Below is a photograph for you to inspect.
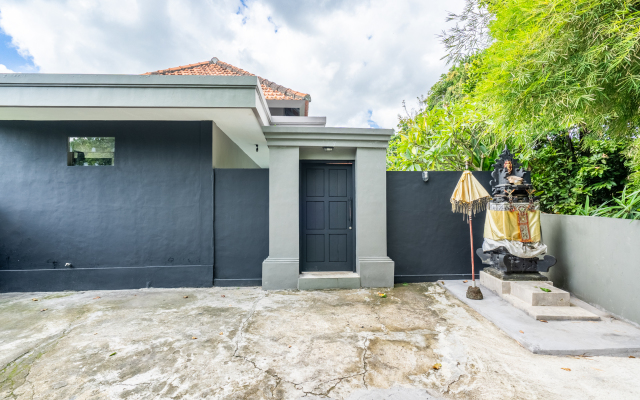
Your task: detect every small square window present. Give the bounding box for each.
[284,108,300,116]
[67,137,115,166]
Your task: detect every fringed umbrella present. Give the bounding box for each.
[450,169,491,300]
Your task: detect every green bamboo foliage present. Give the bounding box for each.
[388,0,640,219]
[387,58,504,172]
[475,0,640,137]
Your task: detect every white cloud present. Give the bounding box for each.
[0,64,13,73]
[0,0,465,128]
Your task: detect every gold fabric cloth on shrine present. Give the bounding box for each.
[483,208,541,242]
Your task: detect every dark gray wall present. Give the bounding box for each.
[213,169,269,286]
[0,121,213,292]
[387,171,492,282]
[213,170,493,286]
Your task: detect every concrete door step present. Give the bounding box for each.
[502,293,600,321]
[298,271,360,290]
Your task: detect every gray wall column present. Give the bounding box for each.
[355,148,394,287]
[262,146,300,289]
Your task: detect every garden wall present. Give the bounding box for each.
[212,170,493,285]
[214,169,269,287]
[387,171,492,282]
[542,214,640,325]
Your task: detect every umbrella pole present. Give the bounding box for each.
[469,213,475,287]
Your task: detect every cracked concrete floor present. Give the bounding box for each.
[1,283,639,400]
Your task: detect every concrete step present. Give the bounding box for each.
[480,270,554,296]
[511,281,570,307]
[298,271,360,290]
[503,294,600,321]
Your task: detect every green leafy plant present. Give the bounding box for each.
[387,100,503,171]
[530,132,631,215]
[575,196,594,216]
[461,0,640,140]
[387,57,505,172]
[389,0,640,221]
[592,188,640,220]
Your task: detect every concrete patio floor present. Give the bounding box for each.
[1,283,639,400]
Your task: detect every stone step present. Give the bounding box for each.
[298,271,360,290]
[503,294,600,321]
[511,281,570,307]
[480,270,552,296]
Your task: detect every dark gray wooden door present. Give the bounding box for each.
[300,162,354,272]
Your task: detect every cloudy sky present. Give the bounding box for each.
[0,0,464,129]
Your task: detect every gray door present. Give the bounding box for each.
[300,161,355,272]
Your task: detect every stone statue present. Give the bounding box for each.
[476,146,557,273]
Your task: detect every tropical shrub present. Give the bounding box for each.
[388,0,640,219]
[529,133,631,214]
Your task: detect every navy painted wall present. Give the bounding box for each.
[211,170,492,285]
[213,169,269,286]
[387,171,492,282]
[0,121,213,291]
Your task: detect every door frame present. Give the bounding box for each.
[299,160,356,272]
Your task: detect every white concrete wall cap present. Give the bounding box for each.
[263,128,393,148]
[0,73,272,126]
[0,73,260,88]
[270,116,326,127]
[263,126,394,136]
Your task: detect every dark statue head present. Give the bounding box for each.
[489,146,534,200]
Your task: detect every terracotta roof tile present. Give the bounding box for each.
[145,58,311,102]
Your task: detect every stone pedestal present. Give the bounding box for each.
[511,281,570,307]
[479,268,599,321]
[483,267,549,282]
[480,268,551,295]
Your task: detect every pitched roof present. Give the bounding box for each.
[144,57,311,102]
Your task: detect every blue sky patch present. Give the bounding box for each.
[236,0,248,14]
[267,16,278,33]
[236,0,248,20]
[367,110,380,129]
[0,28,36,72]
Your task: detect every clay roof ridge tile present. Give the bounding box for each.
[148,61,211,75]
[214,60,254,77]
[186,61,209,68]
[144,58,311,101]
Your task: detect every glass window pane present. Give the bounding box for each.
[68,137,115,166]
[284,108,300,116]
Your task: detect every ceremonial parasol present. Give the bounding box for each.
[450,166,491,300]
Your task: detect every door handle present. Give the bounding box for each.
[348,197,353,229]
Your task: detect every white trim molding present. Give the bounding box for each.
[263,126,394,149]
